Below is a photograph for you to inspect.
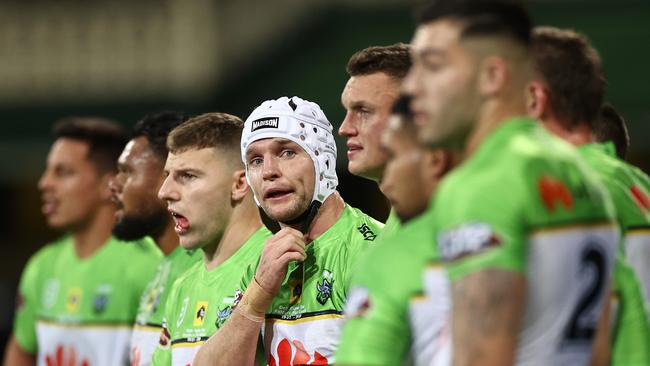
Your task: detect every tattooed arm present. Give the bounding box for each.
[451,269,526,366]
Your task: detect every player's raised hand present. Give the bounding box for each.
[254,227,307,296]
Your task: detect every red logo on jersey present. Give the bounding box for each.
[538,176,573,212]
[45,345,89,366]
[268,338,328,366]
[630,185,650,213]
[130,346,140,366]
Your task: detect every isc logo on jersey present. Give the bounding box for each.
[437,222,502,261]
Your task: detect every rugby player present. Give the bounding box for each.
[402,1,617,364]
[151,113,272,365]
[3,118,161,366]
[194,96,383,366]
[339,44,411,233]
[109,111,202,365]
[527,26,650,365]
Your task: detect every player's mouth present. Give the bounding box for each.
[41,196,58,216]
[346,142,363,158]
[169,209,190,235]
[264,187,294,202]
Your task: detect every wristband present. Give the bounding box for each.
[235,277,273,323]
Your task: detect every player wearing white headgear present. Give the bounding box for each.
[194,96,383,366]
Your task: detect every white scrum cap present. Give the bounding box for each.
[241,96,338,206]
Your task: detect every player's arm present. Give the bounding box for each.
[3,335,36,366]
[193,228,306,366]
[451,269,526,366]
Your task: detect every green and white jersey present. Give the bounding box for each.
[577,142,650,365]
[238,204,383,366]
[433,118,618,365]
[382,208,401,238]
[336,207,450,366]
[150,227,271,366]
[626,163,650,298]
[130,246,202,366]
[13,235,162,366]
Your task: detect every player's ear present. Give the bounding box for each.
[231,169,250,202]
[428,149,455,180]
[526,80,549,120]
[478,55,507,96]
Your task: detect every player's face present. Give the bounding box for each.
[339,72,400,181]
[245,138,315,223]
[158,148,235,250]
[110,137,169,241]
[402,20,480,148]
[379,116,433,222]
[38,138,110,230]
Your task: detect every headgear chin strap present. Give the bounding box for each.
[241,96,338,230]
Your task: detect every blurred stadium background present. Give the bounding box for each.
[0,0,648,354]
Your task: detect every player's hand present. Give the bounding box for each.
[255,227,307,296]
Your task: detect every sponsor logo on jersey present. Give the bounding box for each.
[357,223,377,241]
[316,270,334,305]
[288,269,303,306]
[630,185,650,213]
[45,345,89,366]
[538,175,574,212]
[177,296,189,328]
[251,117,280,132]
[66,287,82,313]
[343,287,371,318]
[268,338,328,366]
[438,222,501,261]
[193,301,208,326]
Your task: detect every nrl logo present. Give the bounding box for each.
[251,117,279,132]
[316,270,335,305]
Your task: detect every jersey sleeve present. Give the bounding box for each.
[435,173,528,282]
[335,274,409,365]
[13,251,42,354]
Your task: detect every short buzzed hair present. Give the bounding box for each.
[416,0,532,46]
[167,113,244,160]
[346,43,412,80]
[53,117,127,174]
[531,26,606,129]
[593,103,630,160]
[133,111,188,161]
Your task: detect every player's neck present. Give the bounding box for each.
[542,118,595,147]
[71,205,115,259]
[282,192,345,243]
[464,96,528,159]
[155,220,180,256]
[203,198,263,271]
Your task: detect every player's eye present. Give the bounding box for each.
[280,149,296,158]
[249,157,263,167]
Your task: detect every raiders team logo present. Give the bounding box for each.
[316,270,335,305]
[251,117,279,132]
[215,305,233,328]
